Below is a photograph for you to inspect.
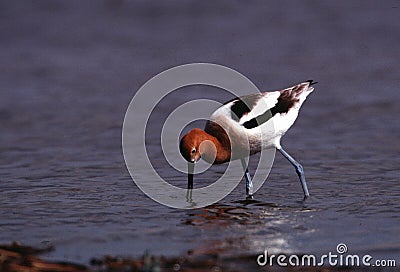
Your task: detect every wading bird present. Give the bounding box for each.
[180,80,316,199]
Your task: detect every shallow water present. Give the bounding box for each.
[1,0,399,266]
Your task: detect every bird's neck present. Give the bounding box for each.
[202,132,231,164]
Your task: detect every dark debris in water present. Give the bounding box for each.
[0,242,87,272]
[0,242,391,272]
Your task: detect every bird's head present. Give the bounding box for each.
[179,128,217,164]
[179,128,202,163]
[180,128,218,190]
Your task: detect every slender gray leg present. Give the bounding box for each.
[277,147,310,198]
[241,158,254,199]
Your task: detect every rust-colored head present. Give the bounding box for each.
[179,128,217,164]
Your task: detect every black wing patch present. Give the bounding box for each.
[230,94,261,121]
[242,109,273,129]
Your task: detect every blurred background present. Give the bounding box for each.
[0,0,399,267]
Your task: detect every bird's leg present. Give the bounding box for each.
[240,158,253,199]
[277,147,310,198]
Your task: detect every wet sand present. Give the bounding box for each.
[0,242,392,272]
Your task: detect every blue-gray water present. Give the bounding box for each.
[0,0,399,266]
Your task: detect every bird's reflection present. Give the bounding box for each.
[185,189,197,208]
[181,201,316,257]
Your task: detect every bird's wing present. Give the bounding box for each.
[217,91,280,128]
[239,81,315,129]
[235,91,281,126]
[209,81,315,130]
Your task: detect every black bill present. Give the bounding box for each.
[188,162,194,189]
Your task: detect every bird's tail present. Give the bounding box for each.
[277,80,316,111]
[306,79,318,86]
[281,80,316,100]
[302,79,317,95]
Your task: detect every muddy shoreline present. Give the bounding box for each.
[1,243,392,272]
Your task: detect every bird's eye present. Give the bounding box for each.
[191,148,196,154]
